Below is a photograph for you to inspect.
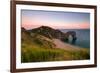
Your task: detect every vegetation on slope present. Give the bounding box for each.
[21,42,90,63]
[21,26,90,63]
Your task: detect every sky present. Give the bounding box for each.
[21,10,90,30]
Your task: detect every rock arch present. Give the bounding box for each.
[66,31,77,44]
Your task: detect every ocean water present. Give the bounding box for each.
[60,29,90,48]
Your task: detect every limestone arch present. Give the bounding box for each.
[66,31,77,44]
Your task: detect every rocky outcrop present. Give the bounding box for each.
[65,31,77,44]
[28,26,77,44]
[29,26,66,40]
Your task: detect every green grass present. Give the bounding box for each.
[21,43,90,63]
[21,26,90,63]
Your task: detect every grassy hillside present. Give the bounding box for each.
[21,27,90,63]
[21,42,90,63]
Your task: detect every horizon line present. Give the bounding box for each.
[21,26,90,30]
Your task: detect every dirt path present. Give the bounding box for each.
[53,39,82,51]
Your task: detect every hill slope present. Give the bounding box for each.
[21,26,90,63]
[29,26,67,40]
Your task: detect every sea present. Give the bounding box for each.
[60,29,90,48]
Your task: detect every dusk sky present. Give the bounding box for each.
[21,10,90,30]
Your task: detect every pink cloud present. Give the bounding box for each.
[22,16,90,30]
